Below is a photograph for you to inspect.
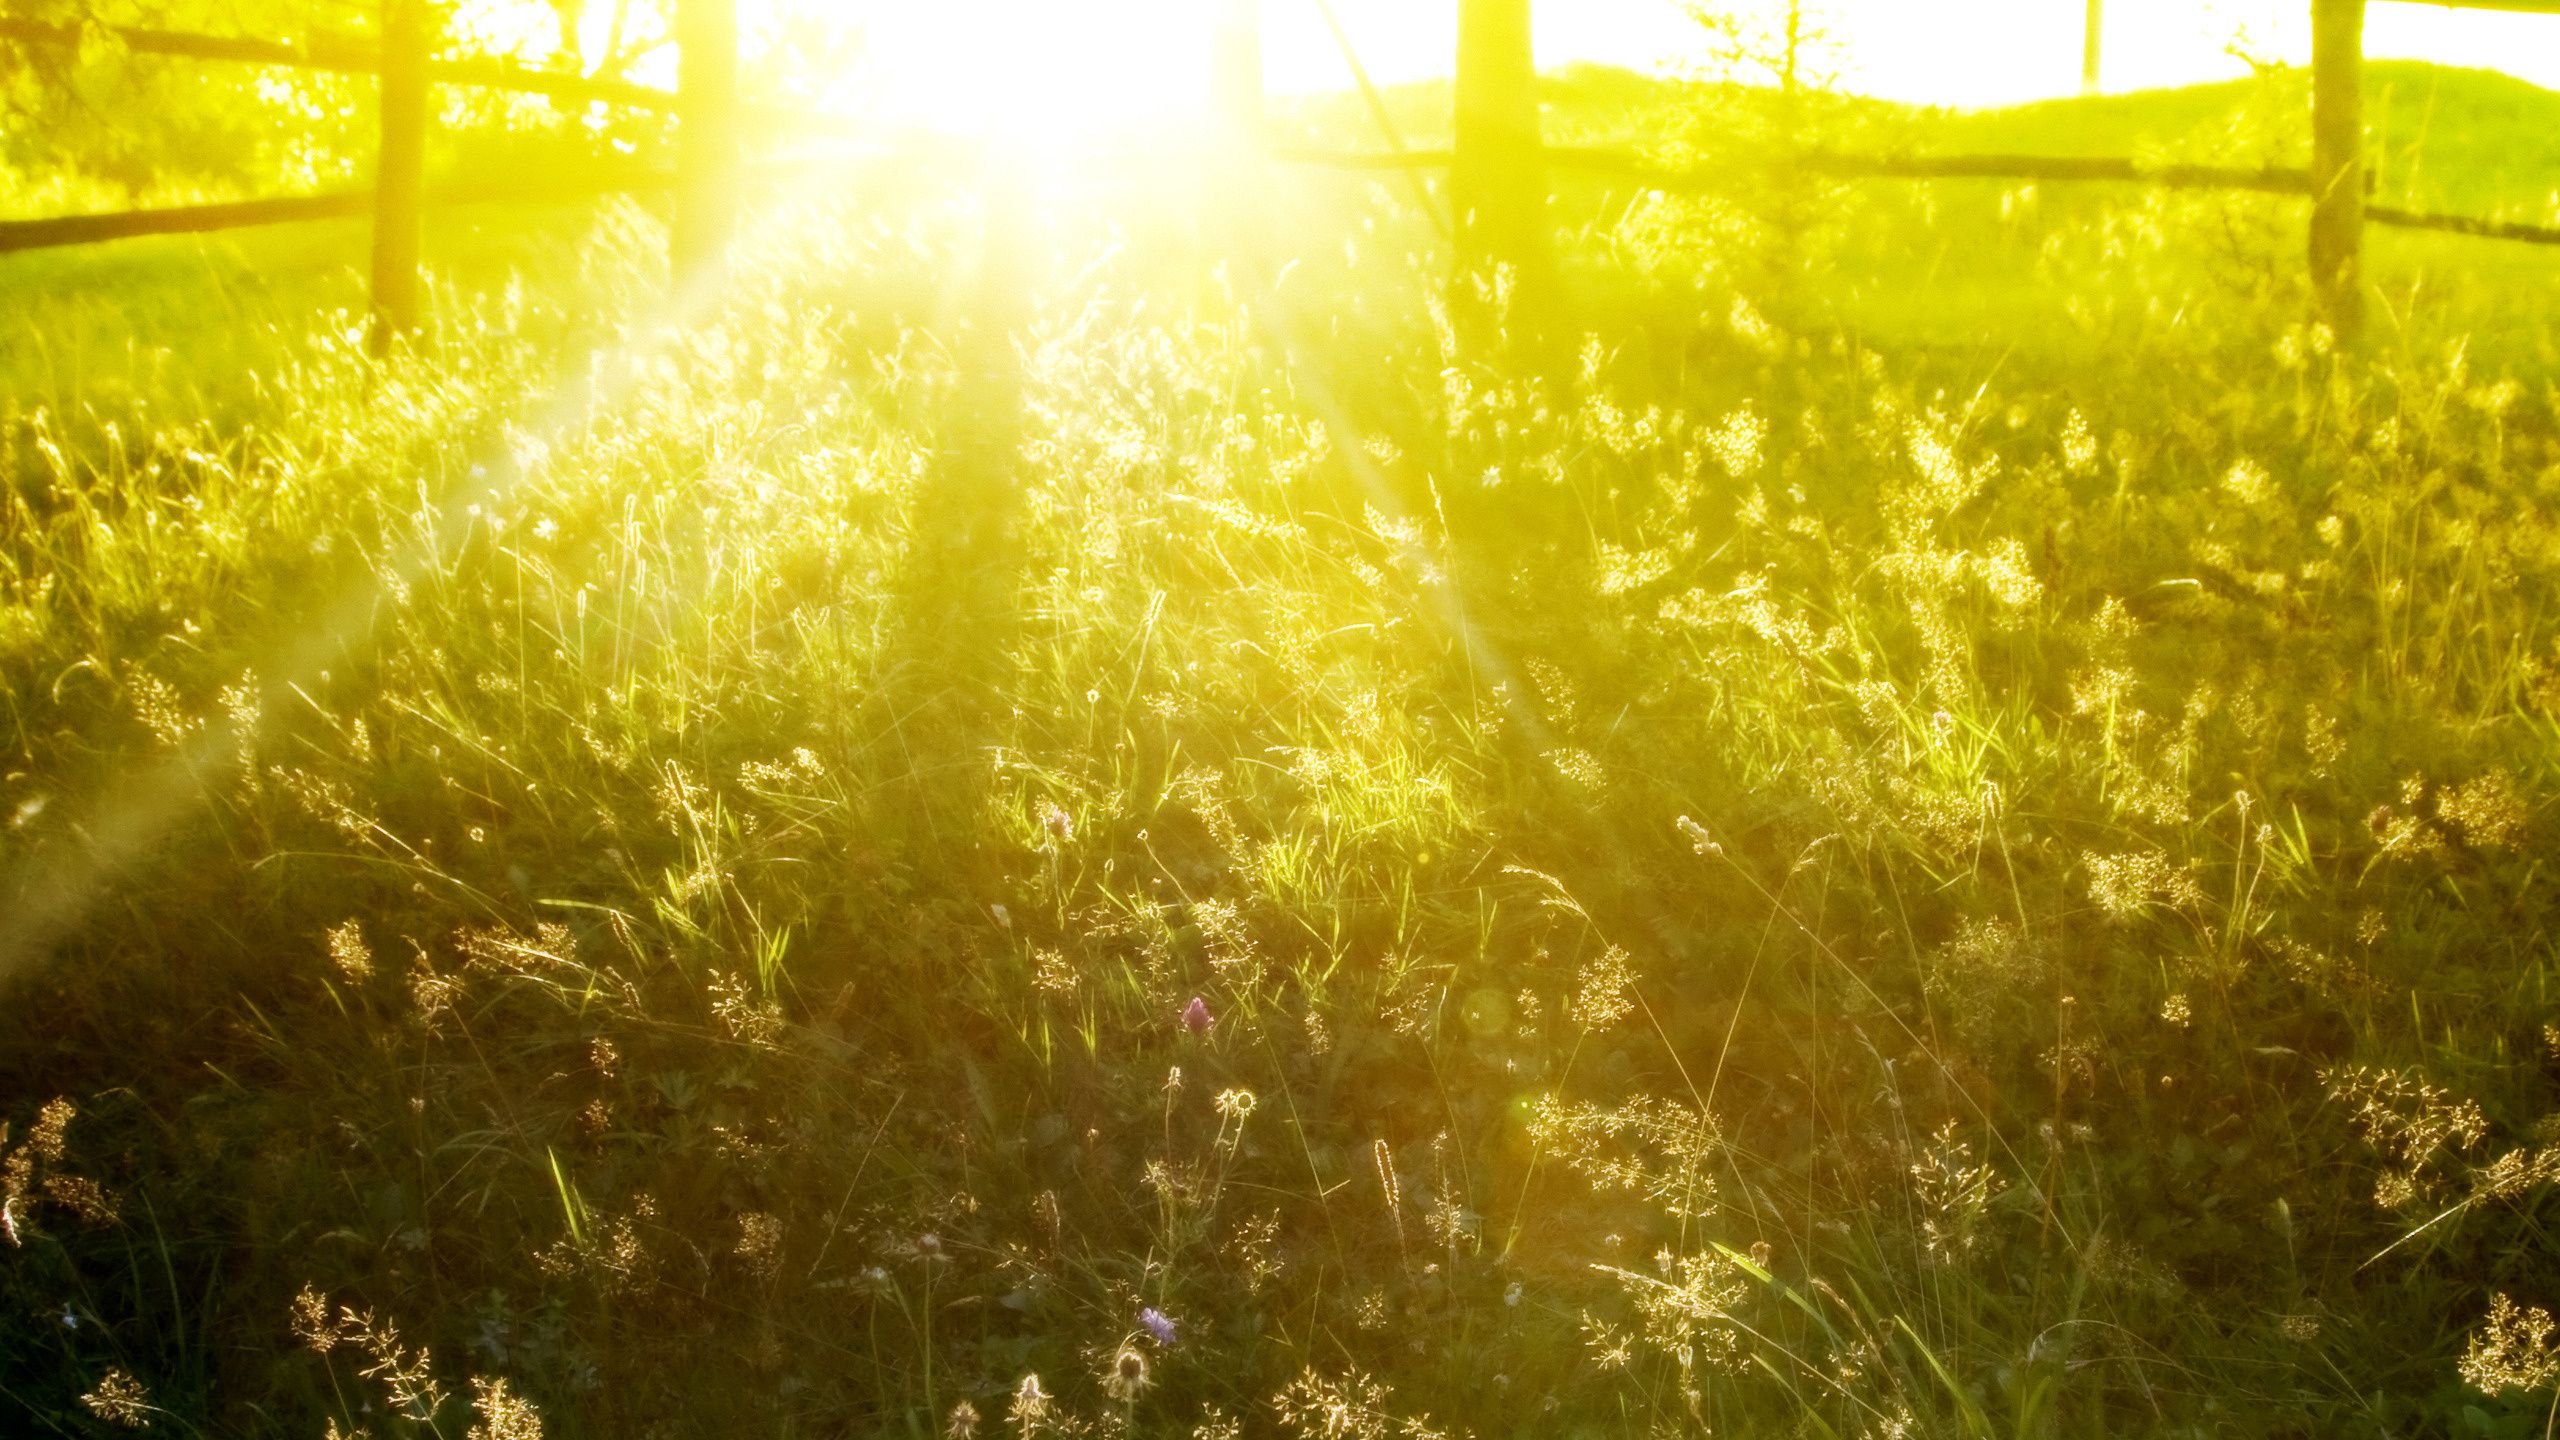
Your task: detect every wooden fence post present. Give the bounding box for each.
[2082,0,2103,93]
[1451,0,1549,316]
[1205,0,1268,266]
[368,0,428,356]
[2309,0,2365,342]
[673,0,739,276]
[1215,0,1264,149]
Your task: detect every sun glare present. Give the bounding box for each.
[834,0,1228,149]
[507,0,2560,147]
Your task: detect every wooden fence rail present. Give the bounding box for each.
[3,0,2554,349]
[15,142,2543,262]
[0,0,741,347]
[1570,146,2319,196]
[2366,205,2560,245]
[0,169,677,256]
[1284,145,2319,195]
[0,16,685,111]
[1415,0,2555,340]
[2382,0,2560,11]
[1280,145,2560,248]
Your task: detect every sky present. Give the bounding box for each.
[1270,1,2560,106]
[813,1,2558,139]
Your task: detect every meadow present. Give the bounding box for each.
[4,62,2560,1439]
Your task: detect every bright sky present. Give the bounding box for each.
[1273,0,2560,106]
[834,0,2559,137]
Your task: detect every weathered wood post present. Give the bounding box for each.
[1451,0,1550,324]
[1215,0,1264,148]
[2082,0,2103,93]
[1205,0,1268,267]
[673,0,739,276]
[2309,0,2365,342]
[368,0,429,356]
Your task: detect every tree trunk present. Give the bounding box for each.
[673,0,739,276]
[1451,0,1549,307]
[2309,0,2365,342]
[368,0,429,356]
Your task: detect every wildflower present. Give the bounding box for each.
[1973,540,2042,609]
[1704,403,1766,478]
[1181,997,1213,1034]
[1009,1373,1051,1431]
[409,962,459,1033]
[1038,801,1074,842]
[2220,459,2274,506]
[2438,769,2528,849]
[2084,850,2204,920]
[1273,1366,1396,1440]
[2,1096,99,1242]
[2462,1294,2560,1397]
[1582,1312,1634,1369]
[325,921,375,983]
[1102,1342,1153,1401]
[2061,410,2098,474]
[1139,1306,1177,1346]
[465,1376,544,1440]
[947,1400,981,1440]
[1910,1121,2004,1263]
[1033,949,1077,997]
[735,1212,783,1278]
[1570,947,1636,1032]
[80,1368,152,1429]
[2324,1064,2490,1177]
[291,1284,339,1352]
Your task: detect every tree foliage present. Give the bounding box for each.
[0,1,681,211]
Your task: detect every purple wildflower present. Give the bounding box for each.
[1181,997,1213,1034]
[1139,1307,1177,1347]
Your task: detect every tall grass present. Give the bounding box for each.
[4,76,2560,1439]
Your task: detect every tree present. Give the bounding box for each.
[0,0,648,211]
[0,1,376,205]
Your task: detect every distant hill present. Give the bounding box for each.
[1921,61,2560,218]
[1284,59,2560,223]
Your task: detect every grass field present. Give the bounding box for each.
[4,63,2560,1439]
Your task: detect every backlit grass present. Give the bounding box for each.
[4,66,2560,1440]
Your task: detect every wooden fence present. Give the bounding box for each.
[0,2,741,355]
[1398,0,2560,342]
[2,0,2555,349]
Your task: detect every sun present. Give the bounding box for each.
[822,0,1230,149]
